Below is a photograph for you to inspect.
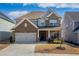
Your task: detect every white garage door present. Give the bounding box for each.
[15,33,36,43]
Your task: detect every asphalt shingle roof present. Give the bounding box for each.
[16,11,46,23]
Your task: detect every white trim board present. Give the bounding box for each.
[15,18,38,28]
[47,12,61,18]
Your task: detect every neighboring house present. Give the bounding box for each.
[0,12,15,41]
[62,12,79,45]
[13,8,61,43]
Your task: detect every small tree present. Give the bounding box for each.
[56,38,65,50]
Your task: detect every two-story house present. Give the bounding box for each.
[13,8,61,43]
[62,12,79,45]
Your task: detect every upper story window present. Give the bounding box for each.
[38,18,45,26]
[31,20,38,25]
[73,21,79,31]
[49,20,58,26]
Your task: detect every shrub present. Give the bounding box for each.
[48,39,64,44]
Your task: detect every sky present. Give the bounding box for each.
[1,3,79,20]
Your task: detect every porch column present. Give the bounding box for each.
[59,32,61,39]
[37,30,39,39]
[37,29,39,42]
[48,30,50,38]
[53,32,54,39]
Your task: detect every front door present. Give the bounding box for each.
[39,31,46,41]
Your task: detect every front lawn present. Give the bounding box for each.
[35,43,79,54]
[0,44,9,50]
[0,40,10,50]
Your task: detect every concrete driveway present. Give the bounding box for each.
[0,44,36,56]
[0,44,64,56]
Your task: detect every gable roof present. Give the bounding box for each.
[15,18,38,29]
[47,12,61,18]
[15,9,61,29]
[39,8,61,19]
[46,8,61,18]
[16,11,45,23]
[16,8,61,23]
[0,12,15,24]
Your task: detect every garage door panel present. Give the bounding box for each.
[15,33,36,43]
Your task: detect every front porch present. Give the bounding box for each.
[37,27,61,42]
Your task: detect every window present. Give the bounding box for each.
[31,20,37,25]
[38,19,45,26]
[50,31,59,39]
[24,23,27,27]
[73,22,79,31]
[49,20,57,26]
[41,22,45,25]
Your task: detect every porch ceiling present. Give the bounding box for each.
[38,27,61,31]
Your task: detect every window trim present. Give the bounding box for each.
[49,19,58,26]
